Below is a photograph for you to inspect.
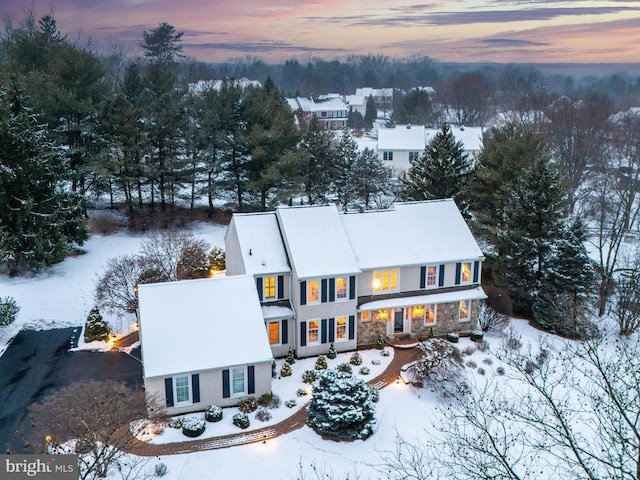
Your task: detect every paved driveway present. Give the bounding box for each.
[0,327,143,453]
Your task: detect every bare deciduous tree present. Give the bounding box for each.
[140,231,210,281]
[95,255,149,320]
[443,72,495,127]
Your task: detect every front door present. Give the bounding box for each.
[394,310,404,333]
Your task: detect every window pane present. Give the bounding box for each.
[459,300,470,321]
[309,320,319,343]
[412,305,425,322]
[427,266,437,286]
[175,376,190,403]
[308,280,319,303]
[264,277,276,299]
[360,311,370,322]
[336,317,347,340]
[268,322,279,344]
[391,270,398,290]
[383,270,389,290]
[336,277,347,299]
[232,368,245,394]
[373,271,381,292]
[425,304,436,325]
[462,263,471,283]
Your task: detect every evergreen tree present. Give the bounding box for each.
[0,84,87,273]
[332,129,359,210]
[402,123,473,214]
[395,88,436,126]
[84,307,109,342]
[296,116,334,204]
[364,94,377,127]
[352,148,390,210]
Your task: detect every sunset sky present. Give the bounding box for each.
[3,0,640,64]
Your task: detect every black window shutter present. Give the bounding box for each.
[321,318,328,343]
[349,276,356,300]
[321,279,328,303]
[329,278,336,301]
[256,277,263,301]
[192,374,200,403]
[282,319,288,345]
[348,315,355,340]
[300,281,307,305]
[329,317,335,342]
[248,366,255,394]
[420,266,426,289]
[473,261,479,283]
[300,321,307,346]
[277,275,284,299]
[455,263,461,285]
[439,265,445,287]
[222,369,230,398]
[164,378,174,407]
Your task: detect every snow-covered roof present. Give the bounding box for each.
[229,212,290,275]
[276,205,360,280]
[188,78,261,93]
[340,200,484,269]
[358,286,486,311]
[345,95,366,108]
[286,96,348,114]
[430,126,483,152]
[262,305,294,320]
[138,276,272,379]
[378,125,426,151]
[355,87,392,98]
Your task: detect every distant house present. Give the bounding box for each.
[138,276,273,415]
[188,78,262,93]
[286,96,348,129]
[377,124,484,178]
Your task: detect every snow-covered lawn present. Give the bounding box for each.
[134,348,394,444]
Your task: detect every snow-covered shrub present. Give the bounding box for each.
[505,326,522,350]
[337,363,353,374]
[477,303,510,333]
[296,388,307,397]
[470,330,484,342]
[204,405,223,422]
[285,399,297,408]
[308,369,377,440]
[327,343,337,359]
[406,338,469,399]
[368,386,380,403]
[286,348,296,364]
[359,366,370,375]
[496,366,505,376]
[182,416,205,437]
[375,334,385,350]
[232,413,250,429]
[237,396,258,413]
[371,359,381,366]
[465,360,477,369]
[477,367,486,375]
[315,355,328,370]
[483,357,493,365]
[84,307,109,342]
[302,370,318,384]
[380,349,390,357]
[350,352,363,366]
[272,360,277,378]
[255,407,272,422]
[280,362,293,377]
[476,340,490,352]
[461,346,476,356]
[447,332,459,343]
[167,418,182,429]
[75,438,92,454]
[0,296,20,328]
[257,392,280,409]
[154,462,168,477]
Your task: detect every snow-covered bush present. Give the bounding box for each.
[167,418,182,429]
[232,413,250,429]
[237,396,258,413]
[296,388,307,397]
[83,306,109,342]
[286,348,296,364]
[371,359,381,366]
[280,362,293,377]
[182,416,205,437]
[308,369,377,441]
[375,334,385,350]
[380,349,390,357]
[327,343,337,359]
[0,296,20,328]
[257,392,280,409]
[447,332,459,343]
[337,363,353,374]
[204,405,222,422]
[406,338,469,399]
[255,407,272,422]
[315,355,328,370]
[359,366,370,375]
[285,399,297,408]
[154,463,168,477]
[368,386,380,403]
[302,369,318,384]
[350,352,363,366]
[477,303,510,333]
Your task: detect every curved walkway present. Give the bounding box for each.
[124,346,421,456]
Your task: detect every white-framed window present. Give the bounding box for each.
[267,321,280,345]
[360,311,370,322]
[335,317,348,342]
[174,375,191,405]
[264,276,276,300]
[459,300,471,322]
[383,151,394,161]
[373,269,398,293]
[461,262,472,284]
[231,367,246,396]
[425,304,436,326]
[409,151,420,162]
[426,265,438,288]
[308,319,320,345]
[307,279,320,304]
[336,277,348,301]
[374,309,389,321]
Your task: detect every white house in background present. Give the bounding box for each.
[355,88,393,109]
[286,96,348,129]
[188,78,261,93]
[345,94,366,116]
[138,275,273,415]
[377,124,484,178]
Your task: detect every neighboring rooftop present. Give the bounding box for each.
[138,275,273,379]
[377,124,484,152]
